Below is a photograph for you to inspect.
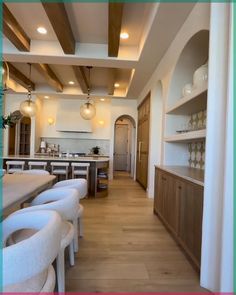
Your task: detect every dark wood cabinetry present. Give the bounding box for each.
[136,93,150,189]
[154,167,204,270]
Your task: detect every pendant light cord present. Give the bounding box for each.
[27,63,32,100]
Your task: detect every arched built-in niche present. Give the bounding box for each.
[168,30,209,108]
[113,115,136,177]
[164,30,209,167]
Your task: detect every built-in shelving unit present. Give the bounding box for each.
[166,83,207,115]
[163,30,209,171]
[164,129,206,143]
[95,161,109,197]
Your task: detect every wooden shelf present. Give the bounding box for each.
[164,129,206,143]
[166,83,207,115]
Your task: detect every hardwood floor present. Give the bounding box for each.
[65,172,208,292]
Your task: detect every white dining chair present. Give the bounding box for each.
[10,188,79,293]
[3,210,62,293]
[6,161,25,174]
[53,179,86,251]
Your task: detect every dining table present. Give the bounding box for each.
[2,174,56,213]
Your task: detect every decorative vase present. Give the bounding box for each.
[193,63,208,88]
[182,83,193,97]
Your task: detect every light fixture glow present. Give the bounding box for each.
[98,120,105,126]
[37,27,47,34]
[69,81,75,85]
[120,32,129,39]
[20,100,36,117]
[48,117,55,125]
[19,64,36,117]
[114,83,120,88]
[44,95,50,99]
[100,98,105,102]
[80,67,96,120]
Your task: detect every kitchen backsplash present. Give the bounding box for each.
[188,141,205,170]
[43,138,110,155]
[187,110,206,170]
[189,109,207,130]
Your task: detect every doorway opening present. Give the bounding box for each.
[113,115,136,178]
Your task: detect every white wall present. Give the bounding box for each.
[40,99,112,140]
[137,3,210,197]
[147,81,163,198]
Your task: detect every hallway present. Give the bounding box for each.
[66,173,207,292]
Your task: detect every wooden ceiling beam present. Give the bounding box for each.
[3,3,31,52]
[107,68,116,95]
[72,66,89,94]
[33,64,63,92]
[108,3,124,57]
[4,63,35,91]
[42,2,75,54]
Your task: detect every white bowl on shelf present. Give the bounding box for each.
[193,63,208,88]
[182,83,193,97]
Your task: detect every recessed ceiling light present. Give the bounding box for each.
[114,83,120,88]
[100,98,105,102]
[69,81,75,85]
[44,96,50,99]
[37,27,47,34]
[120,32,129,39]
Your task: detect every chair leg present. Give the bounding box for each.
[69,242,75,266]
[56,250,65,293]
[78,216,83,237]
[73,219,79,253]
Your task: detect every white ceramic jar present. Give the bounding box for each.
[182,83,193,97]
[193,63,208,88]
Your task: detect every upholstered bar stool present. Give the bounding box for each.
[6,161,25,174]
[28,161,47,171]
[72,163,90,180]
[71,163,90,193]
[50,162,69,180]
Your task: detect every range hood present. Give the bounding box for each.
[56,100,92,133]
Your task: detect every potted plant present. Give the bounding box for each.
[91,146,100,155]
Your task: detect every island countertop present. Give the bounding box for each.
[3,155,109,163]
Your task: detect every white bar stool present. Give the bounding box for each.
[72,163,90,179]
[6,161,25,174]
[51,162,69,180]
[28,161,47,170]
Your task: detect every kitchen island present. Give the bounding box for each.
[3,155,110,197]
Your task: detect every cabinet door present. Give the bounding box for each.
[178,180,203,266]
[164,176,179,235]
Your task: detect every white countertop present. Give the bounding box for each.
[3,155,110,163]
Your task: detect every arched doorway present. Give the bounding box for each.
[113,115,136,177]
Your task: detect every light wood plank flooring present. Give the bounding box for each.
[66,172,208,292]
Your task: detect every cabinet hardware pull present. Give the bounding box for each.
[178,186,182,189]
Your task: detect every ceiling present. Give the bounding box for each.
[3,2,195,100]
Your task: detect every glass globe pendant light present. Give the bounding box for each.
[80,66,96,120]
[20,63,36,117]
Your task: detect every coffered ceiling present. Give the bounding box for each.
[3,2,195,100]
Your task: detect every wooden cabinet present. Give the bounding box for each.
[154,167,204,270]
[136,93,150,189]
